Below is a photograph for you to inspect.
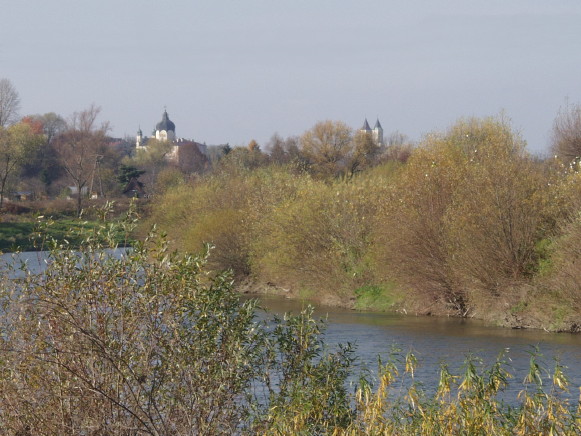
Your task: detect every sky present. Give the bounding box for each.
[2,0,581,154]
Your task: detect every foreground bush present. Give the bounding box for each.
[0,217,356,434]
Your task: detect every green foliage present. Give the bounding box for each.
[216,145,270,172]
[251,176,384,302]
[0,122,44,208]
[0,218,129,252]
[145,167,308,277]
[354,283,399,311]
[259,306,356,434]
[116,163,145,185]
[0,216,358,433]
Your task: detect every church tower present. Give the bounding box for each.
[372,118,384,146]
[360,118,372,135]
[136,127,144,149]
[155,109,176,142]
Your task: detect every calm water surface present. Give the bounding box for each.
[252,295,581,399]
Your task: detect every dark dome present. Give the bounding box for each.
[156,110,175,132]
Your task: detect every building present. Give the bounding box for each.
[136,109,208,159]
[360,118,384,146]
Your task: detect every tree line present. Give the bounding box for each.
[0,78,414,218]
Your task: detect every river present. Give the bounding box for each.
[252,294,581,400]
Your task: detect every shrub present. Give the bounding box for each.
[0,214,357,434]
[2,213,580,433]
[251,177,384,303]
[0,223,264,433]
[374,116,553,317]
[146,167,308,277]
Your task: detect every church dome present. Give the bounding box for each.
[156,110,175,132]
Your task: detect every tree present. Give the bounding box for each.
[247,139,260,152]
[126,138,173,191]
[551,101,581,163]
[217,145,269,173]
[267,134,304,167]
[176,142,209,174]
[348,131,380,176]
[267,134,287,164]
[375,116,551,317]
[20,113,67,191]
[0,78,20,128]
[37,112,67,145]
[117,164,145,185]
[381,131,414,163]
[0,123,43,208]
[54,105,109,216]
[300,120,353,178]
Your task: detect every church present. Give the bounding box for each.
[136,109,208,160]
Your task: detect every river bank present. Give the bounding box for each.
[235,278,581,334]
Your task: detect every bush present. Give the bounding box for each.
[251,176,384,303]
[0,215,357,434]
[146,167,308,277]
[373,116,554,317]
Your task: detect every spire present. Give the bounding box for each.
[361,118,371,131]
[374,118,382,130]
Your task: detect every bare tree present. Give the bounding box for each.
[266,134,303,166]
[551,101,581,163]
[54,105,108,216]
[348,131,380,176]
[0,78,21,127]
[177,142,209,174]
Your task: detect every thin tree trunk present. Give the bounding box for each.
[76,182,83,217]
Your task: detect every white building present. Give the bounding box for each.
[136,109,208,157]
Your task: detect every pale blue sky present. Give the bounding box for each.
[2,0,581,153]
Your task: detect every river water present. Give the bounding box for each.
[3,250,581,401]
[252,295,581,400]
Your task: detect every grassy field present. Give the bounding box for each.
[0,198,141,252]
[0,219,131,252]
